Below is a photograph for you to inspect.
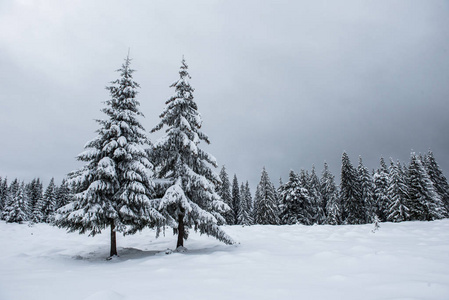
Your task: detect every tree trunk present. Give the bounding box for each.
[110,221,118,257]
[176,212,185,248]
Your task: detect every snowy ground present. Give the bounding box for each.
[0,220,448,300]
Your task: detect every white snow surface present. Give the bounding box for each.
[1,220,449,300]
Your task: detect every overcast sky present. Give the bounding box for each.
[1,0,448,190]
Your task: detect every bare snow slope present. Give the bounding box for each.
[0,220,448,300]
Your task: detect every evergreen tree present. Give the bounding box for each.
[237,182,252,225]
[308,166,325,224]
[254,167,280,225]
[217,166,234,225]
[424,150,449,216]
[373,157,390,222]
[55,55,163,257]
[357,157,375,223]
[298,170,315,225]
[244,181,254,225]
[4,181,29,223]
[38,178,57,223]
[55,179,72,211]
[387,160,410,222]
[231,174,240,225]
[0,177,7,216]
[320,163,340,225]
[279,170,310,225]
[27,178,43,216]
[407,153,446,221]
[340,152,364,224]
[151,58,233,248]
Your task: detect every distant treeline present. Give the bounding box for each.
[2,150,447,227]
[218,150,449,226]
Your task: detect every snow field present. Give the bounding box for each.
[0,220,448,300]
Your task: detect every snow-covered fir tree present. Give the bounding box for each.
[37,178,57,223]
[243,181,254,224]
[55,55,163,257]
[26,178,43,218]
[217,166,234,225]
[320,163,340,225]
[407,153,446,221]
[151,58,233,248]
[4,181,29,223]
[298,170,315,225]
[254,167,280,225]
[237,182,252,225]
[373,157,390,222]
[231,174,240,225]
[424,150,449,216]
[340,152,364,224]
[387,160,410,222]
[54,179,72,211]
[0,177,8,216]
[357,157,375,223]
[308,166,325,224]
[279,170,309,225]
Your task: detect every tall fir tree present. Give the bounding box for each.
[237,182,251,225]
[4,181,29,223]
[37,178,57,223]
[27,178,43,216]
[357,157,375,223]
[298,170,315,225]
[151,58,233,248]
[243,181,254,225]
[308,166,325,224]
[424,150,449,216]
[373,157,390,222]
[217,166,234,225]
[0,177,7,216]
[279,170,311,225]
[55,55,163,257]
[55,179,72,211]
[231,174,240,225]
[407,153,446,221]
[387,160,410,222]
[254,167,279,225]
[340,152,364,224]
[320,163,340,225]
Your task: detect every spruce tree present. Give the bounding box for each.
[55,179,72,211]
[231,174,240,225]
[298,170,315,225]
[55,55,163,257]
[308,166,325,224]
[4,181,29,223]
[424,150,449,216]
[237,182,251,225]
[38,178,57,223]
[254,167,279,225]
[387,160,410,222]
[321,163,340,225]
[279,170,305,225]
[373,157,390,222]
[407,153,446,221]
[358,157,375,223]
[151,58,233,248]
[217,166,234,225]
[244,181,254,225]
[0,177,7,216]
[340,152,364,224]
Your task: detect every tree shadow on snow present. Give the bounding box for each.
[71,247,161,263]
